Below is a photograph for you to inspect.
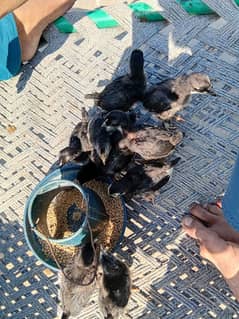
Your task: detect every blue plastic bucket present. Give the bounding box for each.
[28,179,107,246]
[24,163,127,271]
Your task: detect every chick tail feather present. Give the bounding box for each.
[170,157,181,167]
[130,49,144,79]
[84,92,100,100]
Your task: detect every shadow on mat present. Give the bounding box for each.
[16,8,87,93]
[0,217,59,319]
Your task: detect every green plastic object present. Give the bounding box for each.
[128,2,153,11]
[87,9,119,28]
[177,0,214,15]
[54,16,77,33]
[129,1,164,22]
[134,11,164,22]
[234,0,239,5]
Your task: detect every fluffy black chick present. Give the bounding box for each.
[58,148,90,167]
[108,157,180,198]
[104,147,133,178]
[98,251,131,319]
[85,49,146,112]
[88,109,134,165]
[95,110,136,176]
[58,108,92,166]
[88,112,113,165]
[60,242,100,319]
[118,127,183,161]
[143,73,216,121]
[102,110,136,134]
[69,107,92,152]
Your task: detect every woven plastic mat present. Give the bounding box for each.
[1,0,239,318]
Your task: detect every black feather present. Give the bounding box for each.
[85,50,146,112]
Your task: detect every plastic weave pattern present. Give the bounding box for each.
[1,1,239,318]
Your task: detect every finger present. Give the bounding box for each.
[190,204,217,224]
[182,216,212,243]
[204,203,223,216]
[182,216,227,260]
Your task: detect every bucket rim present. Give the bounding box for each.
[27,179,91,244]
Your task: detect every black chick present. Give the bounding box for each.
[58,107,92,166]
[104,147,133,178]
[88,109,133,165]
[118,127,183,161]
[58,148,90,167]
[60,242,100,319]
[85,49,146,112]
[143,73,216,121]
[88,112,113,165]
[108,157,180,198]
[98,251,131,319]
[102,110,137,134]
[98,110,136,176]
[69,107,92,152]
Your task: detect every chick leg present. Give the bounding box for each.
[162,120,177,130]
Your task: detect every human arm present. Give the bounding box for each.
[0,0,29,18]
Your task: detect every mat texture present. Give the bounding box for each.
[1,0,239,318]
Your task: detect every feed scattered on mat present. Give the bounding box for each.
[40,239,78,266]
[7,124,16,134]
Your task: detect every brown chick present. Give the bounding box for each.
[143,73,216,121]
[118,127,183,161]
[59,242,100,319]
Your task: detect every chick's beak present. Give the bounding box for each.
[101,120,108,128]
[100,251,115,266]
[100,153,107,165]
[207,87,217,96]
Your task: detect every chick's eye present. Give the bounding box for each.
[194,87,204,92]
[112,119,118,125]
[113,264,119,270]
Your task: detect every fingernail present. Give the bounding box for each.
[215,200,222,208]
[182,216,193,227]
[189,202,199,209]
